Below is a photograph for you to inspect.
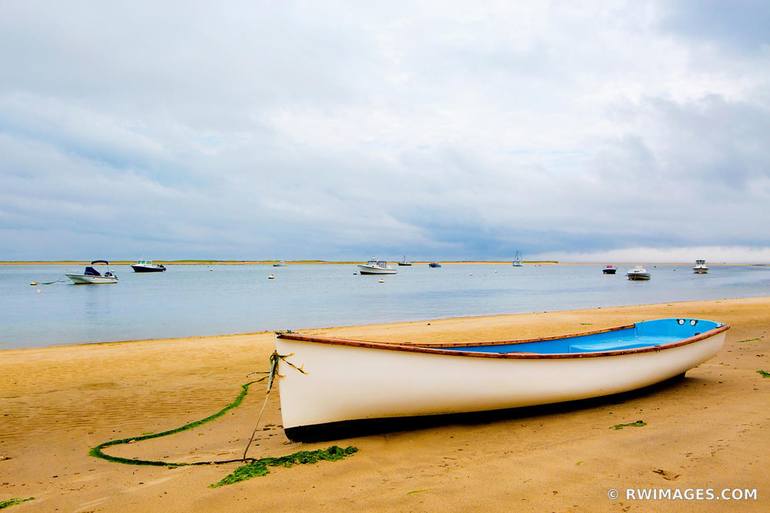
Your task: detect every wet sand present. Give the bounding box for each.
[1,297,768,512]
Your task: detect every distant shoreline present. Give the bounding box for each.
[0,260,767,266]
[0,260,561,266]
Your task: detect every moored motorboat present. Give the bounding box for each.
[66,260,118,284]
[602,265,617,275]
[428,261,442,268]
[273,260,287,267]
[131,260,166,273]
[626,265,651,281]
[693,259,709,274]
[357,260,397,275]
[275,318,728,440]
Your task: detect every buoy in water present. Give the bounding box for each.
[378,278,384,283]
[268,274,275,280]
[30,281,38,286]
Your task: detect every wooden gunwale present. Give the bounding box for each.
[277,323,730,360]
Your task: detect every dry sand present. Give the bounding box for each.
[1,297,768,512]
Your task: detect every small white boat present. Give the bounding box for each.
[512,251,523,267]
[357,260,397,275]
[268,274,276,280]
[131,260,166,273]
[693,259,709,274]
[66,260,118,284]
[626,265,651,281]
[275,318,728,440]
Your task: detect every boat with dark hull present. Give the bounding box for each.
[275,318,728,440]
[131,260,166,273]
[602,265,617,274]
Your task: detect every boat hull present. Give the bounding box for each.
[603,269,617,274]
[627,273,650,280]
[276,324,726,439]
[357,265,397,275]
[66,274,118,284]
[131,265,166,273]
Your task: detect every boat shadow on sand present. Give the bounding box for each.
[286,372,702,442]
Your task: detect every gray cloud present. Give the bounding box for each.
[659,0,770,53]
[1,1,769,261]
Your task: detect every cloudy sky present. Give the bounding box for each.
[1,1,769,261]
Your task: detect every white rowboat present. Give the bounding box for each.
[275,318,728,440]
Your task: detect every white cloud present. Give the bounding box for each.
[0,1,769,260]
[534,246,770,264]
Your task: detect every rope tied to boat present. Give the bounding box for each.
[89,349,307,467]
[241,350,306,461]
[86,348,356,485]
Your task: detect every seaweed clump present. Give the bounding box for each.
[610,420,647,430]
[0,497,34,510]
[211,446,358,487]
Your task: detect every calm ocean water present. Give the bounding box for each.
[1,263,769,349]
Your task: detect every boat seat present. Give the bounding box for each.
[569,340,657,353]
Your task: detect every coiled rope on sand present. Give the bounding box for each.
[88,351,357,485]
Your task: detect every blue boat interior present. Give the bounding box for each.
[442,318,722,355]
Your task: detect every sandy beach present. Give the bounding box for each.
[1,297,768,512]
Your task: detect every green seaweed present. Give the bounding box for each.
[89,381,256,466]
[610,420,647,430]
[757,370,770,378]
[210,446,358,487]
[89,378,359,485]
[0,497,34,510]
